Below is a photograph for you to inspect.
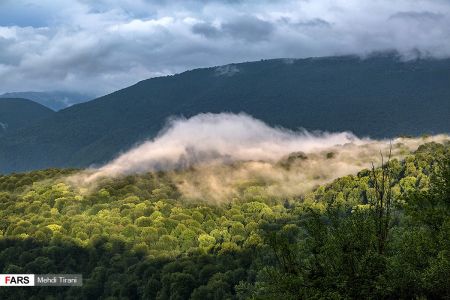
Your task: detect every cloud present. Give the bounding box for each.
[215,64,240,76]
[389,11,444,21]
[192,23,221,38]
[77,113,363,181]
[1,0,450,95]
[221,16,275,42]
[294,18,332,28]
[69,113,450,202]
[192,16,275,42]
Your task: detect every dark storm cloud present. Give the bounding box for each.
[0,0,449,95]
[389,11,444,21]
[295,18,332,28]
[192,23,221,38]
[221,16,274,42]
[192,16,274,41]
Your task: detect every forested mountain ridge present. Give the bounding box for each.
[0,98,55,137]
[0,91,92,111]
[1,53,450,173]
[0,141,448,299]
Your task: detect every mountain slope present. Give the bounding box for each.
[0,98,54,136]
[0,91,92,111]
[1,54,450,173]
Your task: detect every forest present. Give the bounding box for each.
[0,141,448,299]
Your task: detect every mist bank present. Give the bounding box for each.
[68,113,449,201]
[75,113,365,181]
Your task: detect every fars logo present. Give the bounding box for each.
[0,274,35,286]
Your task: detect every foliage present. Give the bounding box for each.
[0,142,448,299]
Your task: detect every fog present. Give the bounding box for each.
[69,113,449,201]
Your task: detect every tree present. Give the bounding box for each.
[370,144,393,255]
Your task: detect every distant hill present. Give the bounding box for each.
[0,54,449,173]
[0,91,93,111]
[0,98,54,137]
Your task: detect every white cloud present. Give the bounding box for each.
[76,112,365,181]
[0,0,449,95]
[70,113,450,201]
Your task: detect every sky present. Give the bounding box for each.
[0,0,449,96]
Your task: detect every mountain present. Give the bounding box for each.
[0,91,93,111]
[1,54,450,173]
[0,98,54,137]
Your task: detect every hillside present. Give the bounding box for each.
[0,141,448,299]
[0,91,92,111]
[0,98,54,136]
[1,54,450,173]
